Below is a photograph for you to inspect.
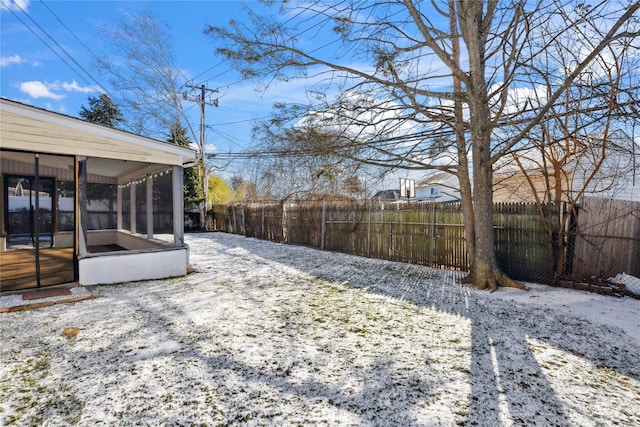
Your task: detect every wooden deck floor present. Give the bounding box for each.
[0,248,75,293]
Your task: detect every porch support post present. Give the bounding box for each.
[146,176,154,239]
[116,185,123,230]
[78,156,88,255]
[172,166,184,247]
[34,154,41,287]
[130,182,137,234]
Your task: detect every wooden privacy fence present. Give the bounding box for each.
[210,200,558,284]
[569,197,640,277]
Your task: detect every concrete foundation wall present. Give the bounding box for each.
[78,247,187,286]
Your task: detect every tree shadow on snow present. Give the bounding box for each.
[64,285,445,425]
[186,233,640,425]
[44,234,638,425]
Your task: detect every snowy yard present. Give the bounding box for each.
[1,232,639,426]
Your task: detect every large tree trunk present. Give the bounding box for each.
[459,0,526,291]
[458,146,476,272]
[467,136,525,291]
[449,0,476,272]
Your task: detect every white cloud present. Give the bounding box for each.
[19,80,101,100]
[0,54,34,67]
[496,84,549,116]
[20,81,64,100]
[0,0,29,12]
[60,80,102,93]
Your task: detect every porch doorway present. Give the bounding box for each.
[1,152,76,292]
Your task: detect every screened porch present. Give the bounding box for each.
[1,98,197,292]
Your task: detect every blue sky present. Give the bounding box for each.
[6,1,635,193]
[1,0,312,175]
[0,0,411,190]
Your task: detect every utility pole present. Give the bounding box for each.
[183,84,218,230]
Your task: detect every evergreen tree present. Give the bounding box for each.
[168,123,204,208]
[79,93,123,128]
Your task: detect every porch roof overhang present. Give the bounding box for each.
[0,98,198,168]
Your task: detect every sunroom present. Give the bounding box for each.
[0,98,198,292]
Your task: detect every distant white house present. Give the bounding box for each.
[571,131,639,202]
[494,129,639,203]
[415,172,461,203]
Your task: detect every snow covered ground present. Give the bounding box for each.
[1,232,638,426]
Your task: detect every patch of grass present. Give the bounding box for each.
[349,326,368,335]
[1,353,85,425]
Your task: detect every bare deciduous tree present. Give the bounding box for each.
[249,123,382,201]
[496,13,640,278]
[95,9,207,222]
[95,10,195,140]
[206,0,639,290]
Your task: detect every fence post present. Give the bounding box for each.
[321,199,327,250]
[261,202,265,239]
[232,203,237,234]
[281,200,287,242]
[430,201,436,266]
[367,201,372,258]
[241,204,246,236]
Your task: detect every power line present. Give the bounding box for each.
[10,2,104,91]
[208,128,252,147]
[206,128,446,161]
[39,0,102,67]
[206,115,273,126]
[190,61,227,84]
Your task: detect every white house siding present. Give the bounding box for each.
[493,130,640,203]
[415,172,461,203]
